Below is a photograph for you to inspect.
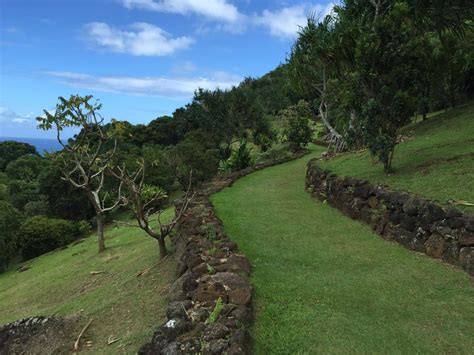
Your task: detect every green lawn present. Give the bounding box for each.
[0,209,175,353]
[211,145,474,354]
[319,103,474,211]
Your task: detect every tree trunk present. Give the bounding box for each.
[157,237,167,259]
[96,214,106,253]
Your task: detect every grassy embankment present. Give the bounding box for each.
[320,103,474,211]
[0,208,175,353]
[211,143,474,353]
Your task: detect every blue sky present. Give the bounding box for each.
[0,0,333,138]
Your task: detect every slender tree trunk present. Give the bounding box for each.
[157,237,167,259]
[96,214,106,253]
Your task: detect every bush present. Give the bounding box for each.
[0,201,23,271]
[255,143,293,164]
[19,216,89,260]
[219,140,253,173]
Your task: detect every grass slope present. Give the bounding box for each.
[211,145,474,354]
[320,103,474,211]
[0,209,175,353]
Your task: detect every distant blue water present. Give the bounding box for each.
[0,137,62,154]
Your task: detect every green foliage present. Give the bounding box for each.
[205,297,223,325]
[5,155,48,181]
[173,131,220,188]
[0,201,23,271]
[281,101,313,150]
[255,143,293,164]
[19,216,87,260]
[218,140,252,173]
[206,263,216,275]
[0,141,38,171]
[7,179,39,210]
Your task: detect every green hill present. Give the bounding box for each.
[0,209,175,353]
[319,103,474,211]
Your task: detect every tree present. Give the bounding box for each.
[112,160,194,259]
[5,155,47,181]
[0,200,23,271]
[281,100,313,150]
[37,95,124,253]
[0,141,38,171]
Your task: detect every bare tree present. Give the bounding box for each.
[112,160,194,259]
[37,95,124,253]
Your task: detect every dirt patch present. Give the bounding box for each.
[0,316,82,355]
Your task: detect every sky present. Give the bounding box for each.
[0,0,333,139]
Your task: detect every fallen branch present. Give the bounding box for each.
[107,335,120,345]
[90,270,105,275]
[448,199,474,207]
[74,318,93,351]
[136,255,169,277]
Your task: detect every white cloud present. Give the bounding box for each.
[84,22,194,56]
[122,0,242,23]
[0,107,34,124]
[41,70,243,99]
[254,3,334,39]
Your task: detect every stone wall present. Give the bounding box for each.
[139,149,310,354]
[305,160,474,276]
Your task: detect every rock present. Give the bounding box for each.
[227,328,252,355]
[425,234,444,258]
[388,210,401,224]
[400,215,417,232]
[168,271,192,301]
[229,305,253,327]
[367,196,378,209]
[193,280,227,305]
[166,301,193,320]
[447,217,465,230]
[161,319,192,339]
[162,341,180,355]
[419,204,445,223]
[466,219,474,232]
[214,255,252,275]
[402,197,423,216]
[442,242,460,265]
[207,339,229,354]
[446,208,462,218]
[354,184,371,199]
[203,322,230,341]
[460,247,474,275]
[211,272,252,306]
[459,232,474,247]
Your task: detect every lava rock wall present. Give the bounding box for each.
[306,160,474,276]
[139,149,310,354]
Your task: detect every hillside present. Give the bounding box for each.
[0,209,175,353]
[211,145,474,353]
[319,103,474,211]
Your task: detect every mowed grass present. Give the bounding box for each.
[320,103,474,211]
[211,145,474,354]
[0,209,175,354]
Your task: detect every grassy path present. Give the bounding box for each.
[211,146,474,354]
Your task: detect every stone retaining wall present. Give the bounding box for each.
[139,149,310,354]
[305,160,474,276]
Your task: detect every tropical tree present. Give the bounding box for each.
[37,95,124,253]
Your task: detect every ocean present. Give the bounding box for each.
[0,136,62,154]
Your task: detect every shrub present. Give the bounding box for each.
[0,201,23,271]
[255,143,293,164]
[218,140,252,173]
[19,216,89,260]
